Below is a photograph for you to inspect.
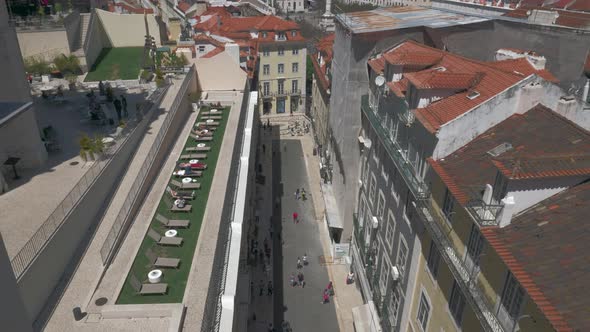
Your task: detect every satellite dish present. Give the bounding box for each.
[375,75,386,87]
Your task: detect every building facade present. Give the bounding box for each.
[258,34,307,115]
[310,34,334,154]
[351,38,590,331]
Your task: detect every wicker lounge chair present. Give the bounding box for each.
[147,228,183,246]
[156,213,190,228]
[170,179,201,190]
[129,274,167,295]
[145,248,180,269]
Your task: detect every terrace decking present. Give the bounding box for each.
[117,106,230,304]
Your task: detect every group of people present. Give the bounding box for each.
[86,82,129,124]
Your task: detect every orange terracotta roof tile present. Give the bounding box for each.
[488,57,559,83]
[177,1,191,13]
[483,179,590,331]
[368,57,385,74]
[376,41,560,133]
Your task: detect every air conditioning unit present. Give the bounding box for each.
[391,266,400,281]
[372,216,379,229]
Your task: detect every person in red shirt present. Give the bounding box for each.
[292,212,298,223]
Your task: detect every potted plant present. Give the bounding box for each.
[79,134,93,161]
[92,134,105,156]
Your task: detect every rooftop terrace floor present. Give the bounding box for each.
[0,89,146,259]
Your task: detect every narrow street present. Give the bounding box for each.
[248,124,339,331]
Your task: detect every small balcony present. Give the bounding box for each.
[288,89,301,96]
[465,186,504,227]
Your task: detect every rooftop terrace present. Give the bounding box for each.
[117,105,230,304]
[335,6,489,34]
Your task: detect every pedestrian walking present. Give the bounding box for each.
[252,312,256,321]
[267,118,270,128]
[297,271,304,287]
[121,94,128,118]
[259,280,265,296]
[292,212,298,223]
[113,98,122,122]
[290,273,296,287]
[267,281,273,295]
[297,257,302,269]
[303,253,308,266]
[347,271,355,284]
[327,281,334,296]
[301,188,307,201]
[262,143,266,154]
[322,290,330,304]
[250,281,254,296]
[295,188,300,200]
[268,323,275,332]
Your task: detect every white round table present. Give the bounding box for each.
[182,177,192,184]
[206,119,214,123]
[210,109,218,113]
[197,143,206,148]
[189,159,199,164]
[148,269,162,283]
[201,129,209,133]
[165,230,178,237]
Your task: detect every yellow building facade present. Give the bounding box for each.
[258,41,307,115]
[406,174,557,332]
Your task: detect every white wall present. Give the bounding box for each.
[95,9,161,47]
[17,30,71,61]
[434,77,566,159]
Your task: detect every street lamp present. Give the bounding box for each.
[511,314,536,332]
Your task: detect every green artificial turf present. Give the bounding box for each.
[117,106,230,304]
[84,47,144,82]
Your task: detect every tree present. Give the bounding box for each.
[53,54,81,75]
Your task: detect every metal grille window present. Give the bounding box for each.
[278,63,284,74]
[500,272,525,322]
[385,210,396,249]
[379,256,389,293]
[465,224,485,272]
[263,64,270,75]
[277,80,284,94]
[278,47,285,55]
[388,286,401,327]
[417,292,431,331]
[263,48,269,56]
[292,48,299,55]
[263,82,270,96]
[449,280,466,326]
[377,190,385,220]
[292,62,299,73]
[291,79,298,92]
[442,188,455,222]
[427,241,441,278]
[396,235,408,277]
[369,173,377,206]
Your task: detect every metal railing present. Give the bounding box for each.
[99,67,193,265]
[465,187,504,227]
[9,15,67,30]
[360,94,505,332]
[360,95,429,200]
[9,82,171,280]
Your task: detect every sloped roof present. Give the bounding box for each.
[428,104,590,206]
[371,41,559,133]
[488,57,559,83]
[311,34,335,92]
[483,179,590,332]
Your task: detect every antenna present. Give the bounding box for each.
[375,75,385,87]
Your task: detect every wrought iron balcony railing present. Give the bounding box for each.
[465,186,505,227]
[359,94,505,332]
[360,95,429,200]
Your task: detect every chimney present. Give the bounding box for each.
[498,195,516,228]
[583,78,590,104]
